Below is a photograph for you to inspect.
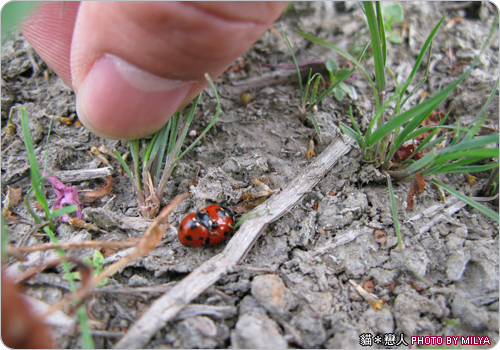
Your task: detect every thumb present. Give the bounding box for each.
[72,2,288,139]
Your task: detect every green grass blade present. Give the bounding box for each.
[142,132,160,171]
[129,140,142,192]
[167,113,181,156]
[43,117,54,174]
[436,133,499,156]
[20,107,53,227]
[401,75,428,108]
[282,31,303,100]
[310,74,323,103]
[364,2,386,95]
[433,163,498,175]
[365,92,397,145]
[406,148,437,173]
[113,150,135,186]
[155,120,172,181]
[376,2,387,66]
[306,112,321,140]
[432,148,498,165]
[399,15,446,101]
[177,74,220,160]
[303,69,313,108]
[49,205,77,219]
[393,105,437,152]
[175,95,202,158]
[432,180,499,222]
[340,122,362,145]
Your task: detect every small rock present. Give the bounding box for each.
[128,275,149,287]
[251,274,295,316]
[231,313,287,349]
[451,296,491,331]
[290,311,326,348]
[177,316,226,348]
[238,295,267,315]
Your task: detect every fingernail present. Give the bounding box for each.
[76,54,193,140]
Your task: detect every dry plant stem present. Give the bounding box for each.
[12,239,139,254]
[114,137,351,349]
[49,167,112,183]
[41,192,189,318]
[94,192,189,286]
[15,256,92,285]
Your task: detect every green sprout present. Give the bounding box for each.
[383,3,404,44]
[66,251,108,287]
[325,58,354,101]
[282,31,357,139]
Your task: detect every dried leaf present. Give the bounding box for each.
[406,173,426,210]
[68,218,108,233]
[2,187,23,219]
[395,144,416,161]
[235,178,276,213]
[60,117,73,125]
[304,139,316,158]
[6,187,22,207]
[433,183,447,204]
[101,247,118,258]
[4,211,18,222]
[83,176,113,203]
[363,280,374,293]
[388,281,396,293]
[464,173,476,185]
[89,146,113,169]
[409,280,426,292]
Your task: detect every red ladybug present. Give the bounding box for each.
[178,205,234,247]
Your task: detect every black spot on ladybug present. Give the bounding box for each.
[211,221,219,229]
[195,211,212,229]
[185,235,193,241]
[224,230,230,236]
[179,225,183,231]
[199,236,204,241]
[205,237,210,245]
[189,221,197,231]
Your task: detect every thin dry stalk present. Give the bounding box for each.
[11,240,139,254]
[114,137,351,348]
[41,192,189,318]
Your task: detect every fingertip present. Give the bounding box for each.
[76,55,193,140]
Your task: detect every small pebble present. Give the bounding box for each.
[374,229,387,244]
[251,274,295,316]
[231,313,287,349]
